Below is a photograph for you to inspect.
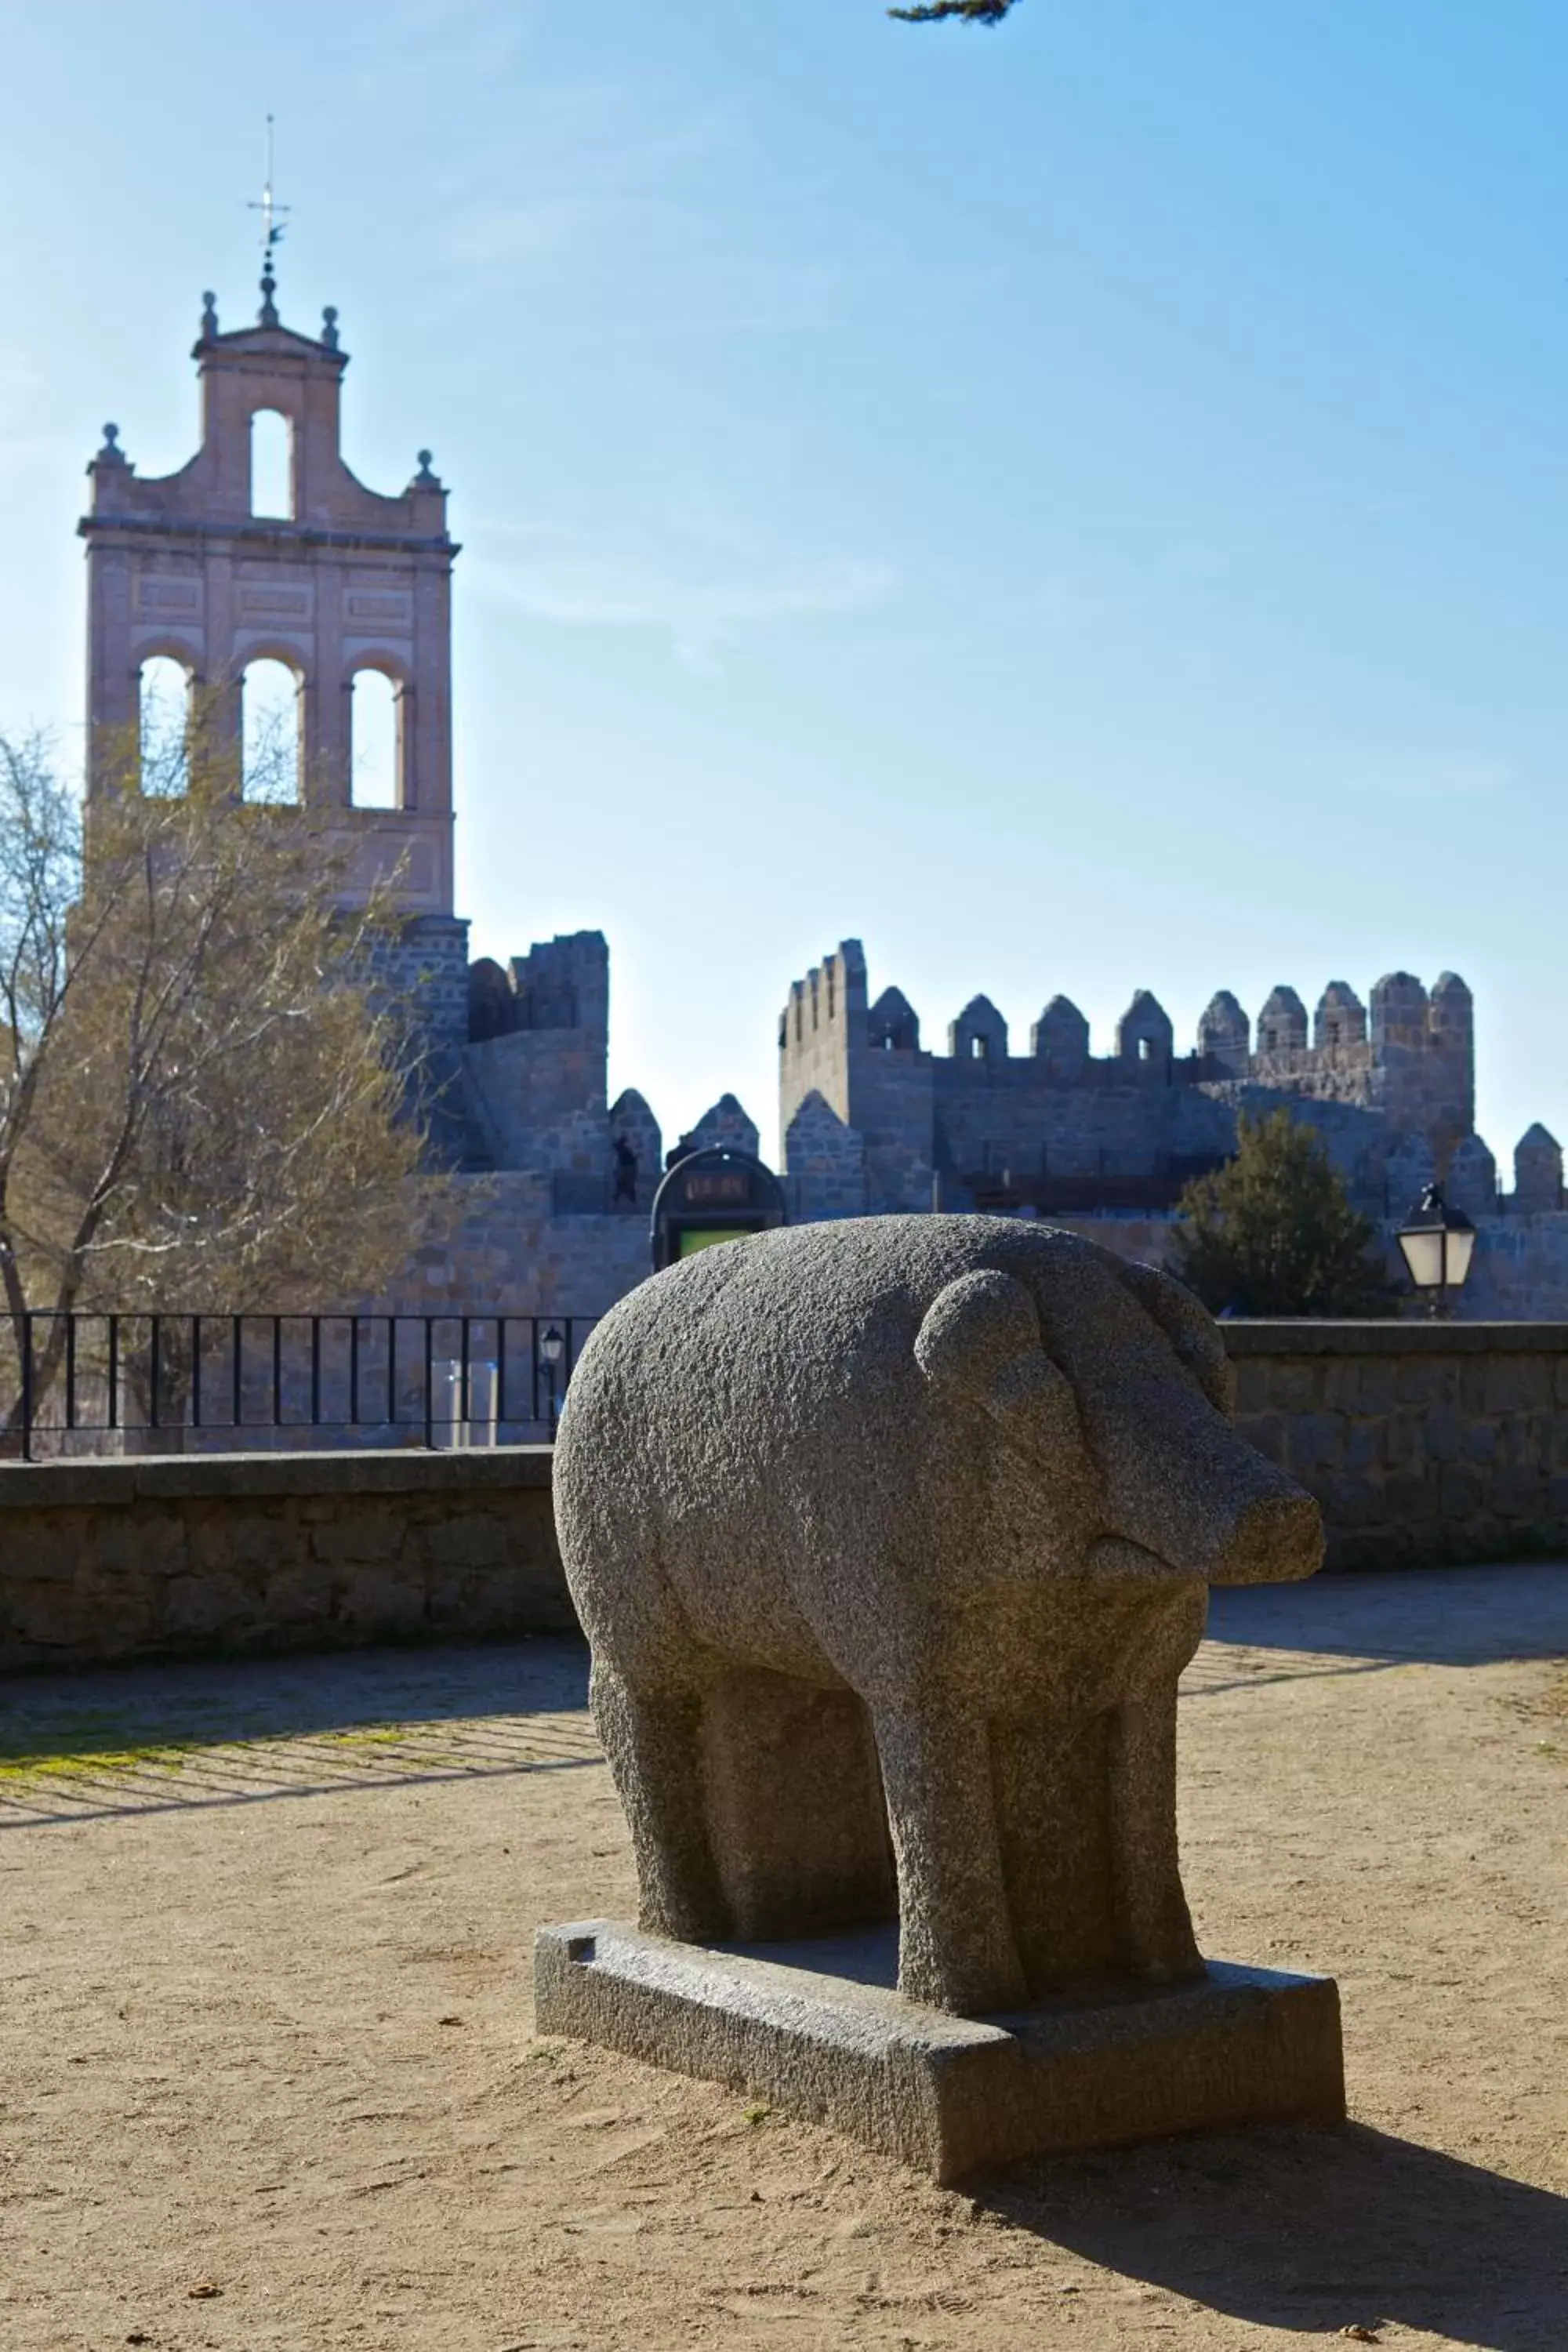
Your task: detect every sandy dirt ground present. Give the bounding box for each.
[2,1564,1566,2352]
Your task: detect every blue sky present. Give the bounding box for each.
[2,2,1563,1165]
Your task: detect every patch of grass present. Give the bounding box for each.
[0,1718,426,1790]
[0,1741,196,1788]
[311,1726,412,1749]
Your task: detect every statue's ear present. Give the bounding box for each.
[1112,1258,1236,1420]
[915,1269,1083,1464]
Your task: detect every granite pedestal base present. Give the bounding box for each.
[533,1920,1345,2184]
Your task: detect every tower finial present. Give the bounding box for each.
[248,113,289,326]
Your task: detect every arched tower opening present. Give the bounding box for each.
[249,406,294,519]
[350,666,402,808]
[137,654,193,795]
[241,657,303,802]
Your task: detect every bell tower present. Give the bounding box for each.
[78,272,459,916]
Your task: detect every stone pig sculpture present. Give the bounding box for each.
[554,1215,1323,2018]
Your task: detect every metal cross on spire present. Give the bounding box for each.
[249,114,289,326]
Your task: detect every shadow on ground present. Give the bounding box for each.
[977,2122,1568,2350]
[1207,1562,1568,1668]
[0,1635,591,1762]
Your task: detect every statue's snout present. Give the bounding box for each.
[1205,1483,1323,1586]
[1091,1385,1323,1589]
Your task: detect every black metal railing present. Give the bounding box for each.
[4,1312,597,1461]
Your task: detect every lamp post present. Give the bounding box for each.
[1396,1183,1476,1319]
[540,1323,565,1436]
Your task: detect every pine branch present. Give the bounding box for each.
[889,2,1019,22]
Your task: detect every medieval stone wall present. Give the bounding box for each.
[778,943,1534,1243]
[373,1171,652,1323]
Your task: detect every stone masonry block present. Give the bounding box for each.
[422,1513,510,1571]
[261,1564,334,1624]
[163,1572,256,1642]
[1341,1421,1381,1472]
[1266,1361,1319,1414]
[92,1510,190,1583]
[1240,1412,1287,1465]
[3,1515,89,1586]
[1381,1410,1424,1471]
[1421,1406,1462,1464]
[339,1566,427,1635]
[1393,1359,1443,1408]
[1484,1357,1551,1414]
[1380,1472,1433,1526]
[309,1517,407,1566]
[1439,1465,1486,1520]
[1287,1413,1341,1473]
[1327,1475,1383,1529]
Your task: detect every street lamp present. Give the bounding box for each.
[1396,1183,1476,1318]
[539,1323,565,1435]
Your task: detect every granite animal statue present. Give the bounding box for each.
[554,1215,1323,2018]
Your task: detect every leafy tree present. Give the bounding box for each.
[1169,1109,1398,1319]
[0,706,448,1436]
[890,2,1021,20]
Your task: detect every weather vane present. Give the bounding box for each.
[249,114,289,325]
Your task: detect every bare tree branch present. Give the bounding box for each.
[0,708,450,1443]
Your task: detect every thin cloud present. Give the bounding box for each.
[469,528,895,673]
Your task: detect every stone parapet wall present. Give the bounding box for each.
[0,1448,570,1672]
[1224,1322,1568,1570]
[5,1325,1568,1672]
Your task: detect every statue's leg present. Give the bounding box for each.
[589,1655,730,1944]
[702,1670,896,1940]
[1109,1683,1203,1982]
[872,1700,1029,2016]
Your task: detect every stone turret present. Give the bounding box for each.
[1368,971,1474,1166]
[1370,971,1431,1051]
[949,996,1007,1064]
[785,1090,867,1221]
[1446,1134,1497,1221]
[609,1089,662,1205]
[685,1094,761,1162]
[1198,991,1250,1076]
[1257,986,1309,1054]
[1032,996,1090,1080]
[1426,973,1476,1160]
[1314,982,1367,1050]
[1514,1124,1563,1215]
[868,986,920,1052]
[1116,991,1173,1076]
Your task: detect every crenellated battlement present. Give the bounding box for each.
[779,943,1479,1224]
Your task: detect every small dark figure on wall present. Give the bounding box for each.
[612,1134,638,1205]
